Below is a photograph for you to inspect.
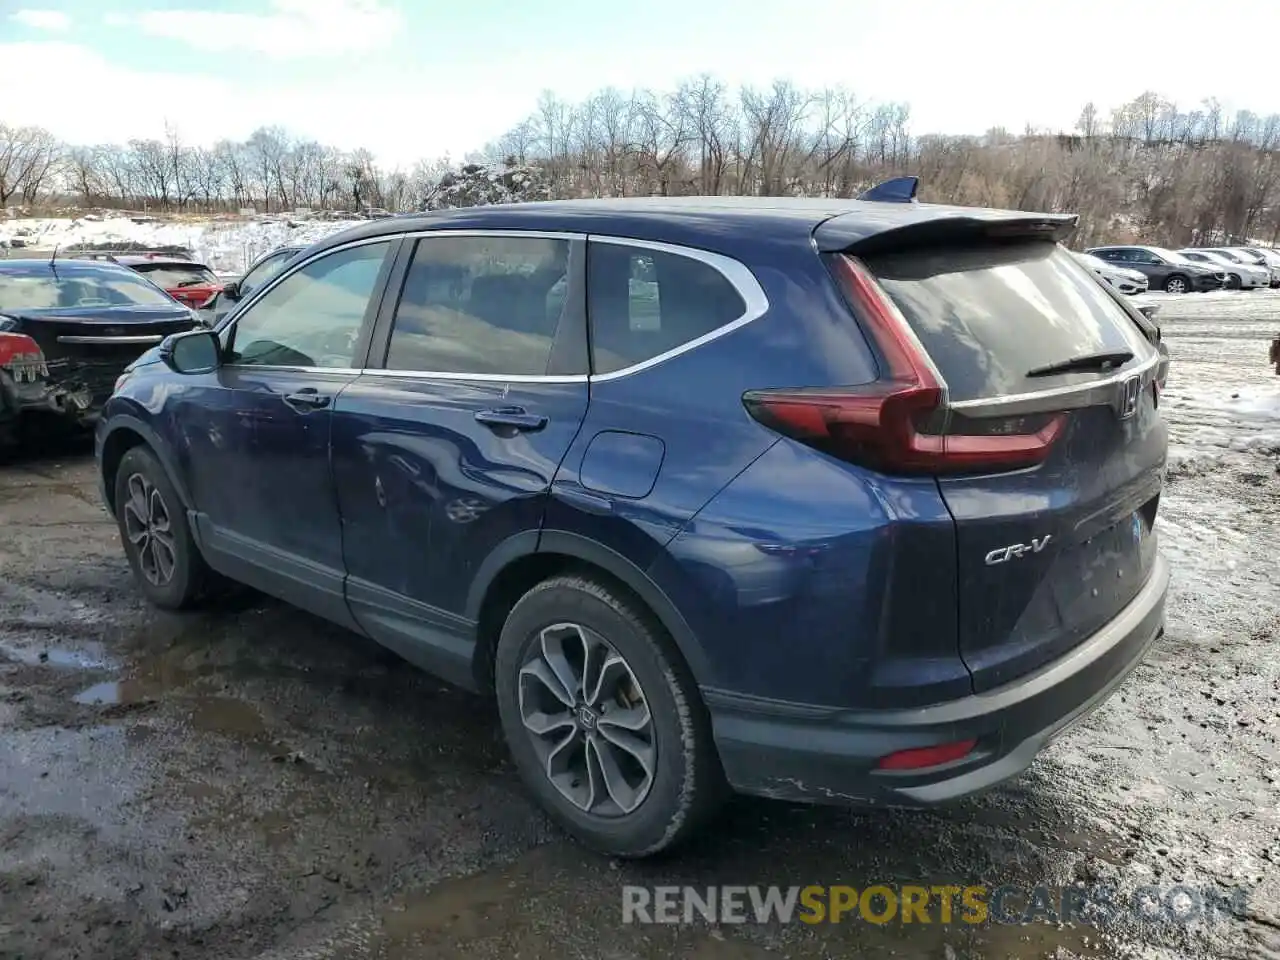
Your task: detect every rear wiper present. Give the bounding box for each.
[1026,350,1134,378]
[174,279,208,288]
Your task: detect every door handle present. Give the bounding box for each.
[474,406,547,432]
[283,388,331,412]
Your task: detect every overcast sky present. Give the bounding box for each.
[4,0,1280,168]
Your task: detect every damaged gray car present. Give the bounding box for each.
[0,258,203,443]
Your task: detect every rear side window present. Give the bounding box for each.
[587,242,746,374]
[864,242,1151,402]
[383,235,570,376]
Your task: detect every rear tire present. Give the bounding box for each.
[1163,275,1190,294]
[113,445,209,610]
[494,573,726,858]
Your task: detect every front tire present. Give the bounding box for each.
[113,445,208,610]
[1227,274,1242,290]
[1164,274,1190,294]
[494,574,726,857]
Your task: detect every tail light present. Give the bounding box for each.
[741,255,1066,476]
[0,331,49,381]
[877,739,977,771]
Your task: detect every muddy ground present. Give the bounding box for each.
[1,293,1278,960]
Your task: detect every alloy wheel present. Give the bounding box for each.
[122,472,177,587]
[1167,278,1187,294]
[517,622,656,817]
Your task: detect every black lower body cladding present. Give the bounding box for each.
[707,556,1169,807]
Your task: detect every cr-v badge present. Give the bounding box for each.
[985,536,1052,566]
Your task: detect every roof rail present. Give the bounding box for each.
[857,176,919,204]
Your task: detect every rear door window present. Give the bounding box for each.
[587,242,747,374]
[382,235,572,376]
[863,242,1152,402]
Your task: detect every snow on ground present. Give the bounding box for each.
[1152,289,1280,478]
[0,214,364,274]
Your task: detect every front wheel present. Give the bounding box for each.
[1227,274,1242,290]
[1164,275,1190,294]
[113,445,209,610]
[494,574,726,857]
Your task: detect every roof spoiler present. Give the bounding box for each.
[857,176,919,204]
[816,210,1079,255]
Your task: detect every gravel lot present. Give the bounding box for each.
[1,292,1278,960]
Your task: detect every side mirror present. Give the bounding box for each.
[161,329,221,375]
[221,280,240,300]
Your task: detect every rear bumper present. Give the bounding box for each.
[707,553,1169,807]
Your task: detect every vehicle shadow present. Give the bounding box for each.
[0,421,95,467]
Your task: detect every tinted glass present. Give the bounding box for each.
[587,242,746,374]
[865,242,1151,402]
[384,235,570,376]
[0,265,177,310]
[132,263,218,288]
[229,242,390,368]
[240,251,292,296]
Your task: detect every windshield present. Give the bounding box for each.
[131,263,218,288]
[1209,250,1244,263]
[240,252,293,295]
[1149,247,1195,265]
[0,267,179,311]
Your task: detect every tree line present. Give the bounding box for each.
[3,80,1280,248]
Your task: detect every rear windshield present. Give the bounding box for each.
[131,263,217,288]
[864,242,1151,402]
[0,267,178,311]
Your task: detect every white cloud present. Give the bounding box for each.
[11,9,71,31]
[119,0,402,58]
[0,42,520,167]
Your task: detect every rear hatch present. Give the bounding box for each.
[130,262,223,308]
[854,234,1166,691]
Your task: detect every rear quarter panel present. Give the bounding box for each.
[545,239,881,565]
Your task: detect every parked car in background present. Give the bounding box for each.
[0,258,201,443]
[1203,247,1280,288]
[1073,251,1149,294]
[208,244,307,321]
[1085,245,1227,294]
[97,183,1170,857]
[105,253,225,309]
[1235,247,1280,287]
[1178,249,1269,289]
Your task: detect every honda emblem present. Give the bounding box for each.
[1117,375,1141,420]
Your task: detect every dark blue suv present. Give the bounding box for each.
[96,182,1170,857]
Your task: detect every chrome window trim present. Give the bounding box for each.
[949,351,1160,418]
[58,334,165,345]
[362,369,589,384]
[399,229,586,242]
[217,229,771,384]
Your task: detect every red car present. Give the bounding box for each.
[114,253,224,309]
